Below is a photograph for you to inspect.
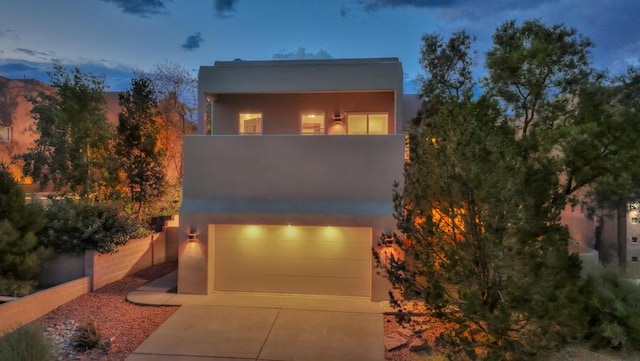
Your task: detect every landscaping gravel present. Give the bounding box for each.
[38,262,178,360]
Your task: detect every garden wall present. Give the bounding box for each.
[35,216,180,290]
[86,232,165,291]
[0,277,91,337]
[38,252,85,288]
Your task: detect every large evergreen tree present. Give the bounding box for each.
[0,164,48,296]
[16,65,112,198]
[117,75,166,219]
[380,20,640,359]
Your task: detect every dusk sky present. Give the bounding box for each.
[1,0,639,92]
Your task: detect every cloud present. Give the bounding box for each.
[14,48,56,61]
[99,0,171,17]
[0,59,134,90]
[214,0,238,17]
[181,32,204,51]
[358,0,557,18]
[273,48,333,60]
[360,0,456,10]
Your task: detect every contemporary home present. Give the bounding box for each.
[178,58,408,301]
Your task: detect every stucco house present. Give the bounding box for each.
[178,58,409,301]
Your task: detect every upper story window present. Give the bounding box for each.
[301,113,325,135]
[0,125,10,142]
[239,113,262,134]
[347,113,388,135]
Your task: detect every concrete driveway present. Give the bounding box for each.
[126,273,384,361]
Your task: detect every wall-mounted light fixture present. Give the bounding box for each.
[187,227,199,242]
[325,111,345,135]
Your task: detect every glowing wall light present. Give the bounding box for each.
[187,227,199,242]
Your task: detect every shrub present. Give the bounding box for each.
[0,323,55,361]
[0,278,37,297]
[71,319,101,352]
[577,272,640,351]
[39,199,143,254]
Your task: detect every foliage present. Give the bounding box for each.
[576,273,640,350]
[0,163,48,294]
[15,65,113,198]
[38,199,142,254]
[0,278,37,297]
[117,75,166,219]
[150,61,197,182]
[0,323,55,361]
[71,319,101,352]
[379,19,640,360]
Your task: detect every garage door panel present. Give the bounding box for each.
[214,238,370,260]
[214,273,370,297]
[214,225,372,297]
[215,255,371,278]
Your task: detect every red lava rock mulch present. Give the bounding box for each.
[38,262,179,360]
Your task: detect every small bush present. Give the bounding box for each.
[72,319,101,352]
[0,278,37,297]
[39,199,142,254]
[0,323,55,361]
[577,272,640,351]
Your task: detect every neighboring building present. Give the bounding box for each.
[179,58,408,300]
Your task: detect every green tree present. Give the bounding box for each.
[151,61,197,176]
[117,75,166,219]
[15,65,112,199]
[380,21,640,359]
[0,164,48,296]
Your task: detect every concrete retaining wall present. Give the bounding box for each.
[38,252,85,288]
[0,277,91,337]
[87,233,163,290]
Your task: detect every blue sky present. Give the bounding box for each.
[0,0,638,92]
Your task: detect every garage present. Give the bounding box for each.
[212,224,372,297]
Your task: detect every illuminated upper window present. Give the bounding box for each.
[239,113,262,134]
[347,113,388,135]
[301,113,325,135]
[0,125,10,142]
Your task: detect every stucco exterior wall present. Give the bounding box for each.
[179,134,404,299]
[210,92,396,135]
[181,135,403,207]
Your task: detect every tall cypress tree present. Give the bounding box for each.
[117,75,166,219]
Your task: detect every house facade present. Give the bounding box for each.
[178,58,407,300]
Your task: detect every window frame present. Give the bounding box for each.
[345,112,389,135]
[300,112,326,135]
[0,125,11,142]
[238,112,263,135]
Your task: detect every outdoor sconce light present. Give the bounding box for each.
[187,227,199,242]
[327,112,346,135]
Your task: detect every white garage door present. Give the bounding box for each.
[213,224,372,297]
